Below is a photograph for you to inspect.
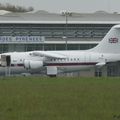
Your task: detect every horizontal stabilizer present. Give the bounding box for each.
[113,25,120,29]
[96,62,106,67]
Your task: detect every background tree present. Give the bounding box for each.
[0,3,34,12]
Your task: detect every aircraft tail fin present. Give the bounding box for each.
[90,25,120,53]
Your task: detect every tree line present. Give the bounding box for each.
[0,3,34,12]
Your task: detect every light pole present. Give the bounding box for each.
[65,12,68,50]
[62,11,72,50]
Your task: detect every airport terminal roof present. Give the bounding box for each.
[0,10,120,24]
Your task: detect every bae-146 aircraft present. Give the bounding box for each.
[1,24,120,76]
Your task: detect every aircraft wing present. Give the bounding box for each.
[32,51,67,59]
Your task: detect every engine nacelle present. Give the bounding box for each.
[24,60,43,69]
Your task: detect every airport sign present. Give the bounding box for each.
[0,36,45,44]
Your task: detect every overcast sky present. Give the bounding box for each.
[0,0,119,13]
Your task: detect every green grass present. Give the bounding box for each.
[0,77,119,120]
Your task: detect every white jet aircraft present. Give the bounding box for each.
[1,24,120,76]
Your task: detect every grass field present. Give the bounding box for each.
[0,77,119,120]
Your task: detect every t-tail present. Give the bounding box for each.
[90,25,120,53]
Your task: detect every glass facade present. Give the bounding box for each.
[0,23,113,38]
[107,62,120,76]
[0,23,114,53]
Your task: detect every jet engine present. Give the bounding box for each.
[24,60,43,69]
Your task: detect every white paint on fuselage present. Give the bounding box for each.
[1,50,120,74]
[2,51,43,65]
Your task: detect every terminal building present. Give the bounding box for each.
[0,10,120,76]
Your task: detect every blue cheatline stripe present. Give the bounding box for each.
[46,62,97,66]
[8,62,97,67]
[11,64,24,67]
